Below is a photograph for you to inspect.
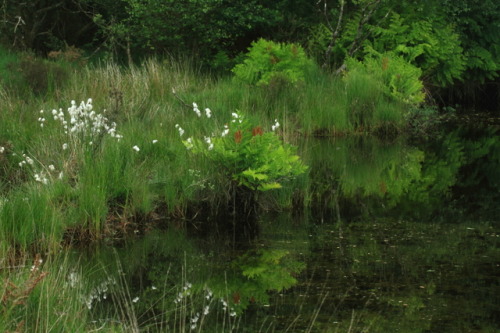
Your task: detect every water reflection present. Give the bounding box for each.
[73,126,499,332]
[276,217,499,332]
[301,125,500,221]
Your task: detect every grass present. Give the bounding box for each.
[0,52,410,253]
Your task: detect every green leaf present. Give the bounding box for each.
[258,182,282,191]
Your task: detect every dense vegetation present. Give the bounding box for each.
[1,1,499,331]
[1,0,498,106]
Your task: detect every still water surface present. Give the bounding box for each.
[76,124,499,332]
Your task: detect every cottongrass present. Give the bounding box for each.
[0,55,409,259]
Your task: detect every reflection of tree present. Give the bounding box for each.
[399,132,464,215]
[398,127,500,219]
[301,128,499,220]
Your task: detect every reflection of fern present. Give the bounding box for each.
[239,249,304,291]
[205,248,305,315]
[231,249,304,306]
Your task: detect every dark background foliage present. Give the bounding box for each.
[0,0,498,110]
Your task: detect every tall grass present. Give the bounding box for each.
[0,53,409,255]
[0,184,65,252]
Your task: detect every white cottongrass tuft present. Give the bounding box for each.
[271,119,280,131]
[175,124,185,136]
[221,124,229,137]
[193,102,201,117]
[184,137,194,150]
[205,108,212,118]
[34,172,48,185]
[40,99,123,148]
[231,112,243,124]
[204,136,214,150]
[132,145,140,152]
[24,155,34,165]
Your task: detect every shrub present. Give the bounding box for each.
[232,39,317,86]
[345,52,425,106]
[177,103,307,211]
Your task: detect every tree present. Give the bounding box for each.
[0,0,96,52]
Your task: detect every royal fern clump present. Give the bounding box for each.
[346,53,425,106]
[232,39,317,86]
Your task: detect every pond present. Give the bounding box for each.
[63,123,499,332]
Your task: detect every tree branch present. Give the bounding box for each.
[34,0,65,16]
[320,0,345,68]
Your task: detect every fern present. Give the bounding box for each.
[346,52,425,106]
[465,44,499,81]
[232,39,316,86]
[365,13,466,87]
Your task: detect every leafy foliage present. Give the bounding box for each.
[345,52,425,106]
[183,108,307,192]
[365,13,466,87]
[442,0,500,83]
[115,0,281,63]
[232,39,316,86]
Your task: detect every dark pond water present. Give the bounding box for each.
[75,124,500,332]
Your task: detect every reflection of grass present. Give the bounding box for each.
[1,254,91,332]
[1,228,306,332]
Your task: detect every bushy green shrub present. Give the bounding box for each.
[232,39,317,86]
[345,52,425,106]
[180,104,307,193]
